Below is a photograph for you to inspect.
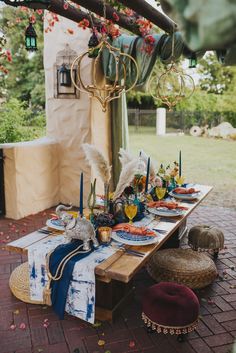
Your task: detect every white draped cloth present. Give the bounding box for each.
[28,236,115,323]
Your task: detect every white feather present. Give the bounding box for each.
[119,148,135,167]
[113,159,138,200]
[82,144,111,184]
[140,150,156,179]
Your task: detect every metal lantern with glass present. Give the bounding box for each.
[25,20,37,52]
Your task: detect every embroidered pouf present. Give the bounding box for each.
[142,282,199,337]
[188,225,224,259]
[147,248,218,289]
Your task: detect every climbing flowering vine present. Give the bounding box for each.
[0,0,156,77]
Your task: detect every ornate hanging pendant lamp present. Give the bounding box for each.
[148,32,195,110]
[70,4,139,112]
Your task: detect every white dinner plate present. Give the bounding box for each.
[147,207,185,217]
[46,219,65,231]
[111,231,159,246]
[169,190,201,201]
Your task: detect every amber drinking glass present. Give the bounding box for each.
[155,187,167,201]
[124,204,138,224]
[175,175,185,186]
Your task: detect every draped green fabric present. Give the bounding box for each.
[160,0,236,52]
[110,91,129,186]
[102,33,185,186]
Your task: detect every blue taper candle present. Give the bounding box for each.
[79,172,83,217]
[145,157,150,193]
[179,150,182,177]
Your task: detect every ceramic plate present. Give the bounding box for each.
[147,207,185,217]
[169,190,201,201]
[112,231,159,246]
[46,219,65,231]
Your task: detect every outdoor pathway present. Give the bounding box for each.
[0,205,236,353]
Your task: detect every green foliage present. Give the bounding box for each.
[198,53,234,94]
[0,7,45,111]
[0,98,46,143]
[127,91,156,109]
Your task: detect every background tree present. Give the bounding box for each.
[198,52,234,95]
[0,6,45,111]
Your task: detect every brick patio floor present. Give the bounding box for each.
[0,205,236,353]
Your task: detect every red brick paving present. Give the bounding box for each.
[0,206,236,353]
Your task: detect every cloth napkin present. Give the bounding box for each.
[49,240,93,320]
[113,223,156,237]
[147,200,188,210]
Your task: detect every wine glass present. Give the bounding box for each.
[155,187,167,201]
[124,204,138,224]
[175,175,185,186]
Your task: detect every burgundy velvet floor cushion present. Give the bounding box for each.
[142,282,200,334]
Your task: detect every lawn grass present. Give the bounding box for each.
[129,126,236,204]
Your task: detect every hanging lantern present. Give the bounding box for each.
[216,49,227,64]
[58,64,72,87]
[88,32,100,58]
[148,61,195,110]
[183,46,197,69]
[70,38,139,112]
[189,52,197,68]
[25,20,37,52]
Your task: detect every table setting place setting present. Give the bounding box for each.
[27,144,202,323]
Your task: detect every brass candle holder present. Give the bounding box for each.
[98,226,112,244]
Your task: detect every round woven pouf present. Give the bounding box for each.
[188,225,224,259]
[142,282,199,340]
[9,262,43,304]
[147,249,218,289]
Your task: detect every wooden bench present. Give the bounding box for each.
[6,184,212,321]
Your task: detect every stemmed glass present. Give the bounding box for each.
[155,187,167,201]
[175,175,185,186]
[124,204,138,224]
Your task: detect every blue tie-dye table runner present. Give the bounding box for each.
[27,236,116,323]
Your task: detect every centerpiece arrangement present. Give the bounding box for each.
[47,145,201,248]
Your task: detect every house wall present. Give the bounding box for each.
[2,16,111,219]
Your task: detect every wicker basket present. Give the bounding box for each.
[147,249,218,289]
[9,262,43,304]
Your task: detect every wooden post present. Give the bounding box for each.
[0,149,5,216]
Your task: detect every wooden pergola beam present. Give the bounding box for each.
[48,0,101,28]
[117,0,177,33]
[3,0,177,35]
[69,0,141,35]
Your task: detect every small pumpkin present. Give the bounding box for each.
[188,225,224,251]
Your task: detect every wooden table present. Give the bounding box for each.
[6,184,212,322]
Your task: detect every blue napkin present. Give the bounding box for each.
[49,240,93,319]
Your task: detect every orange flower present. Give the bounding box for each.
[67,28,74,35]
[78,18,90,30]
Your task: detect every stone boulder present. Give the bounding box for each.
[208,122,236,138]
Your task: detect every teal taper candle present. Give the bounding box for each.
[145,157,150,193]
[79,172,83,216]
[179,150,182,177]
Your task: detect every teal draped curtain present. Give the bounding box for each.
[102,33,185,186]
[160,0,236,52]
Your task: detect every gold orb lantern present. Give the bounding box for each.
[70,38,139,112]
